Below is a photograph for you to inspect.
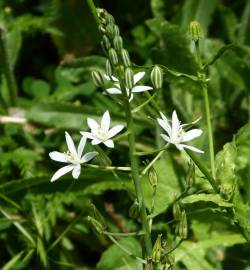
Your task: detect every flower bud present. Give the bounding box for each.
[106,24,115,39]
[189,21,202,42]
[151,65,163,89]
[173,202,181,221]
[108,48,119,65]
[125,68,134,89]
[129,199,140,219]
[105,59,113,76]
[91,71,104,87]
[106,14,115,25]
[179,210,188,239]
[152,235,162,263]
[98,25,106,34]
[219,183,233,200]
[113,25,120,36]
[148,167,158,187]
[113,35,123,51]
[162,253,175,267]
[90,204,107,230]
[121,49,131,67]
[102,35,111,51]
[87,216,104,234]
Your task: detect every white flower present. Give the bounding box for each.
[157,111,204,153]
[81,110,124,148]
[49,132,98,182]
[104,72,153,101]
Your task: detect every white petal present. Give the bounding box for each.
[157,117,171,136]
[91,139,102,145]
[101,111,110,132]
[182,129,203,142]
[80,132,95,140]
[132,86,153,93]
[77,136,87,158]
[104,74,111,81]
[51,165,74,182]
[106,87,122,94]
[171,111,181,141]
[72,164,81,179]
[111,75,119,82]
[87,118,99,130]
[49,151,67,163]
[65,132,77,157]
[160,134,171,142]
[81,151,98,163]
[178,144,204,153]
[104,139,114,148]
[134,72,145,84]
[108,125,124,138]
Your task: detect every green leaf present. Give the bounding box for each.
[22,77,51,99]
[2,251,24,270]
[150,0,166,19]
[182,194,233,208]
[174,234,246,270]
[97,237,143,270]
[142,156,180,214]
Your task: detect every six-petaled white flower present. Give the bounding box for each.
[104,72,153,101]
[49,132,98,182]
[80,110,124,148]
[157,111,204,153]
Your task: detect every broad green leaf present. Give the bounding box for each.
[174,234,246,269]
[142,156,180,214]
[97,237,143,270]
[182,194,233,208]
[22,77,51,99]
[215,142,237,189]
[238,0,250,45]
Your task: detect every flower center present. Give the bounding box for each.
[95,127,108,141]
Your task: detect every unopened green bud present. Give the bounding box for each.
[121,49,131,67]
[189,21,202,42]
[102,35,111,50]
[106,24,115,39]
[91,71,104,87]
[152,234,162,263]
[148,167,158,187]
[90,204,107,230]
[106,14,115,25]
[87,216,104,234]
[105,59,113,76]
[125,68,134,89]
[151,65,163,89]
[108,48,119,65]
[163,253,175,267]
[173,202,181,221]
[97,8,106,19]
[220,183,234,200]
[99,25,106,34]
[113,25,120,36]
[129,199,140,219]
[113,35,123,51]
[179,211,188,239]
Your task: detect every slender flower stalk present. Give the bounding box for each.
[118,68,153,258]
[191,22,216,179]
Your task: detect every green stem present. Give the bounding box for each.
[84,164,131,171]
[185,149,218,193]
[107,235,147,264]
[86,0,99,26]
[0,26,18,107]
[136,143,169,156]
[194,40,216,180]
[119,70,152,258]
[141,149,165,176]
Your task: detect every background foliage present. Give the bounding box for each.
[0,0,250,269]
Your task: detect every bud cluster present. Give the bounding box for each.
[96,8,131,68]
